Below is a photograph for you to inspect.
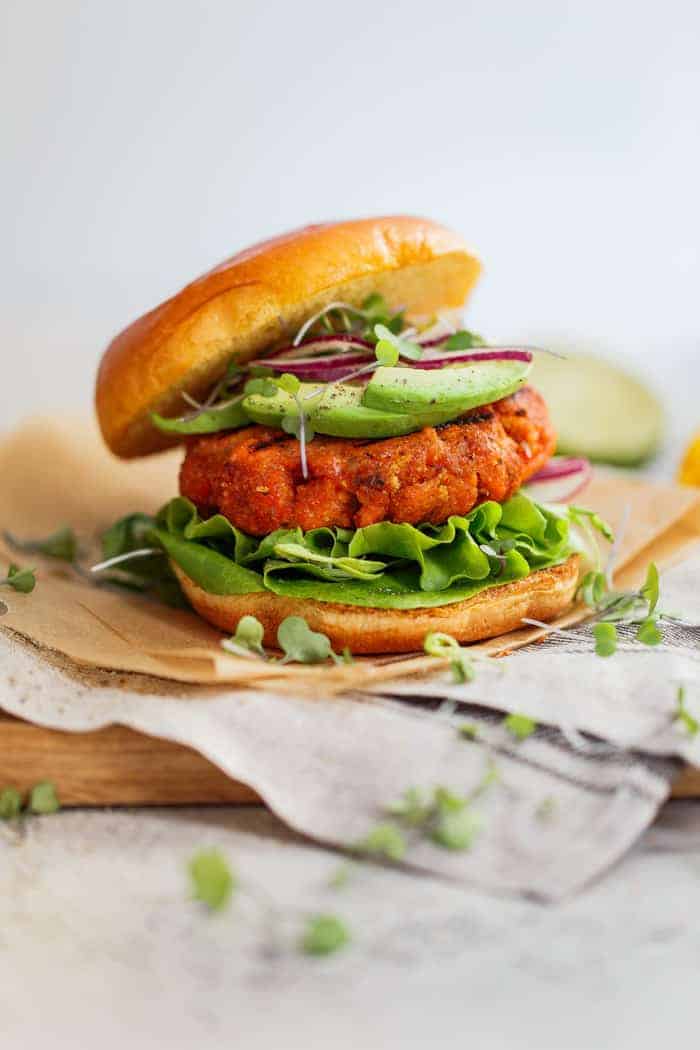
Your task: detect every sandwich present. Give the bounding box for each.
[96,216,607,654]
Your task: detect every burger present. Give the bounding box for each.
[96,216,605,654]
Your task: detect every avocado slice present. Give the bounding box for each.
[243,382,460,439]
[530,352,664,466]
[362,360,531,416]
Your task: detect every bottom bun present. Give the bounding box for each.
[173,555,579,655]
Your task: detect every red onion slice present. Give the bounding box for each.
[528,456,591,483]
[257,351,375,382]
[414,348,534,368]
[525,457,592,503]
[263,334,375,362]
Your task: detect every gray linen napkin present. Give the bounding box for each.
[0,623,679,902]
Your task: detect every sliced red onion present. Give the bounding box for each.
[525,457,592,503]
[414,348,534,368]
[258,350,374,382]
[416,338,567,359]
[263,334,375,362]
[529,457,590,482]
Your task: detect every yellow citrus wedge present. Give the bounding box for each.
[679,432,700,487]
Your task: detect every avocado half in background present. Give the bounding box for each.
[530,352,665,467]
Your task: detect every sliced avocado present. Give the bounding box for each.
[151,398,248,435]
[243,382,459,439]
[530,352,664,466]
[362,359,531,416]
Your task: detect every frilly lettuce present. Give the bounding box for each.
[134,492,590,610]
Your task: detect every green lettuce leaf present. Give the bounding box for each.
[138,493,576,610]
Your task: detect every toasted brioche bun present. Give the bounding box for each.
[172,556,579,655]
[96,216,481,459]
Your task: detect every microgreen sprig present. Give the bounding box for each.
[675,686,699,738]
[578,561,665,654]
[503,712,538,741]
[423,631,476,683]
[187,848,350,956]
[220,614,344,666]
[0,780,60,821]
[276,373,315,479]
[292,294,404,347]
[3,525,78,563]
[0,563,36,594]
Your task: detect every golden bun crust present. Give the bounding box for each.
[96,216,481,458]
[173,556,579,655]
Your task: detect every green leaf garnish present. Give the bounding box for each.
[3,526,77,563]
[355,823,406,861]
[636,616,663,646]
[593,621,618,657]
[385,786,432,826]
[276,372,301,396]
[444,330,487,350]
[97,513,186,608]
[567,506,615,544]
[189,849,236,912]
[222,614,266,657]
[458,722,479,740]
[675,686,699,738]
[281,411,315,444]
[640,562,660,614]
[385,783,489,853]
[578,570,607,608]
[374,340,400,367]
[503,712,537,741]
[0,787,23,820]
[301,914,350,956]
[423,631,475,683]
[277,615,335,664]
[1,563,36,593]
[28,781,60,815]
[373,323,423,362]
[431,805,483,850]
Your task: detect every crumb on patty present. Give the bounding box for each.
[179,386,556,536]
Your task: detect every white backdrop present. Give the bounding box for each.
[2,0,698,452]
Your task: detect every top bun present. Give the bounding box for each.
[96,216,481,458]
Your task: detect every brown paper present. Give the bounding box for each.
[2,416,699,692]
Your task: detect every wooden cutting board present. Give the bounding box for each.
[0,713,258,805]
[1,712,697,804]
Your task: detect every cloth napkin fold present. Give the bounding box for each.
[0,624,679,901]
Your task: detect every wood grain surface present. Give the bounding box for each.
[0,714,259,805]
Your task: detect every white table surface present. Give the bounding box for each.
[1,802,700,1050]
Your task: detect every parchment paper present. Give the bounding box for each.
[2,416,700,900]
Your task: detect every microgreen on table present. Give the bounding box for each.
[189,849,237,912]
[0,781,61,821]
[503,713,538,741]
[301,915,350,957]
[354,823,407,862]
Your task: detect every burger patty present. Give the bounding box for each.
[179,385,556,536]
